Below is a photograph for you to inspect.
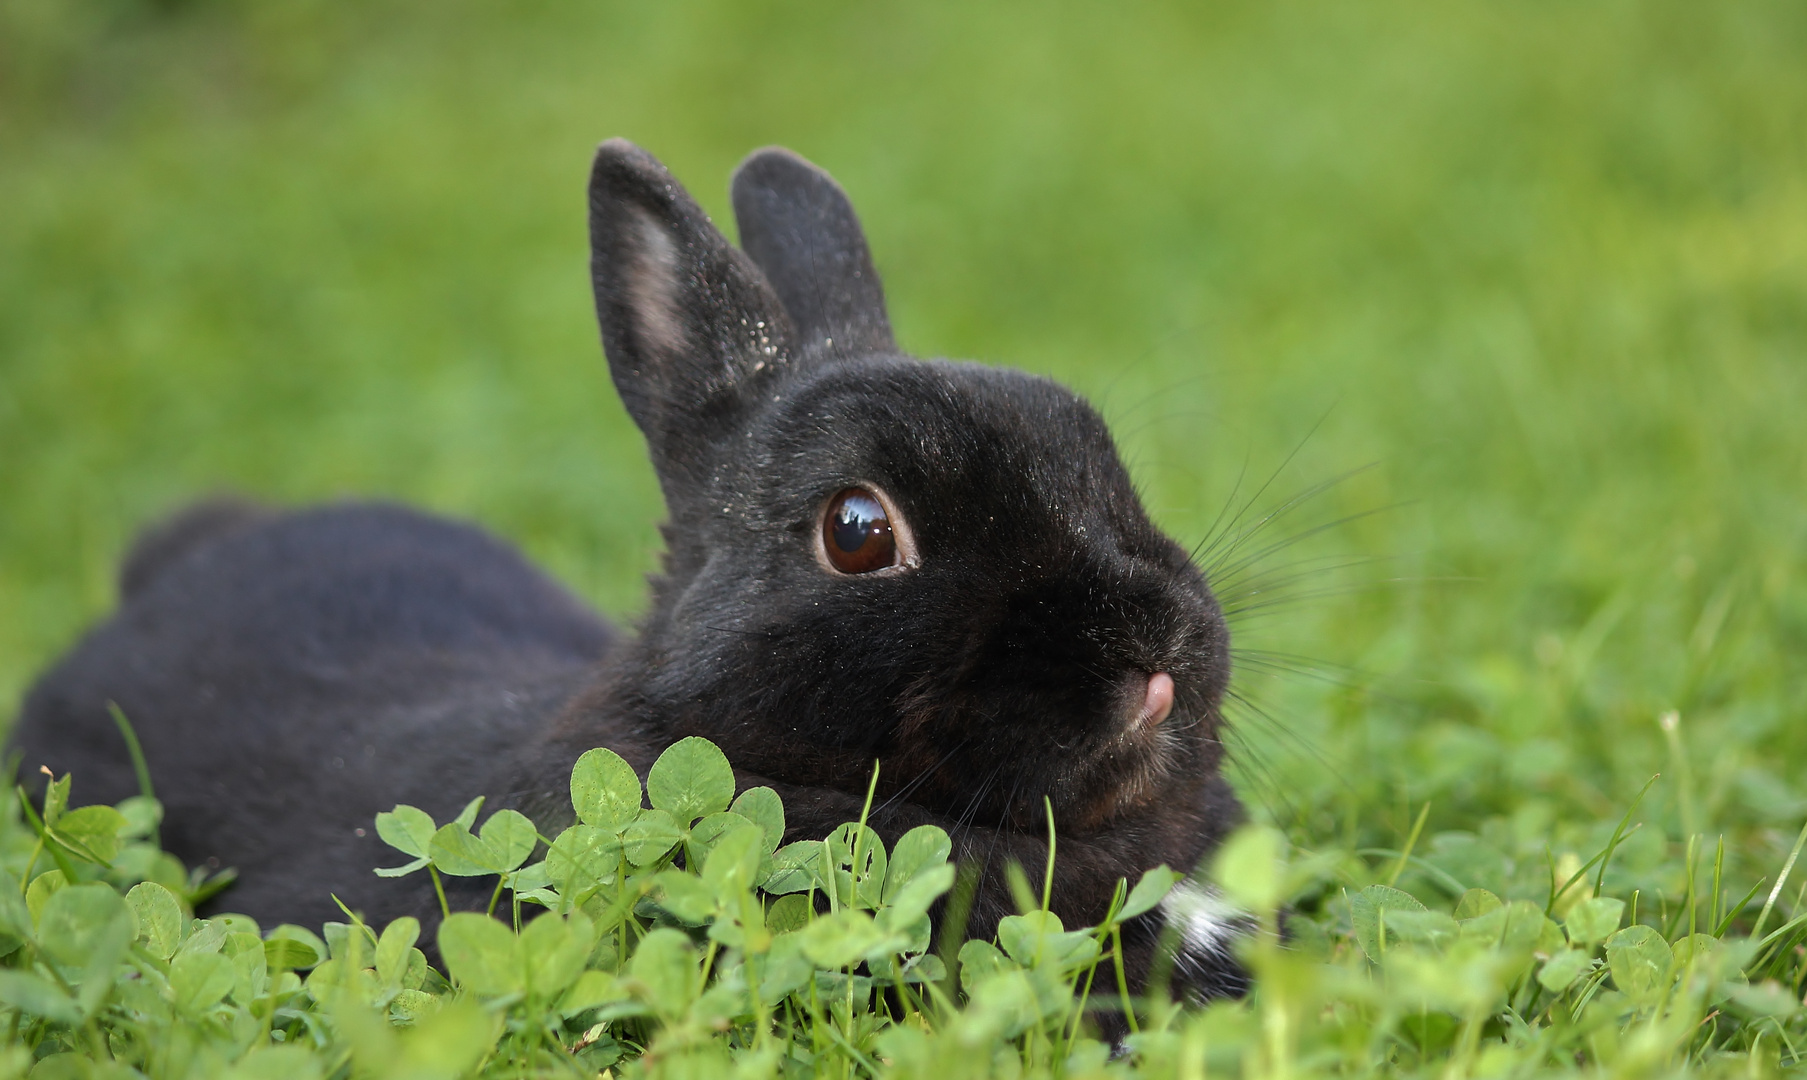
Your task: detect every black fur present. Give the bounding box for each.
[730,146,894,356]
[11,140,1246,1001]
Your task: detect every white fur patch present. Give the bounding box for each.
[1161,880,1243,958]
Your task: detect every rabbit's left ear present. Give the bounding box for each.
[731,147,894,356]
[588,139,795,478]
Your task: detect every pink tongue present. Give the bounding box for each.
[1137,672,1175,728]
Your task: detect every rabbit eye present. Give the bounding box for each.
[822,488,899,574]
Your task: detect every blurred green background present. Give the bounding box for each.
[3,0,1804,896]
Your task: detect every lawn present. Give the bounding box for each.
[1,0,1805,1075]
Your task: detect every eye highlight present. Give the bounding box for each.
[821,487,900,574]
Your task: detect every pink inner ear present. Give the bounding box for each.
[626,208,688,359]
[1139,672,1175,728]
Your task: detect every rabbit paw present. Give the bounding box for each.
[1162,880,1254,1001]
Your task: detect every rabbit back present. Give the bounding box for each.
[10,501,615,929]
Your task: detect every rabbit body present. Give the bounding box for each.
[13,501,623,922]
[10,141,1248,1001]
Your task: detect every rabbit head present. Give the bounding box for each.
[586,140,1231,836]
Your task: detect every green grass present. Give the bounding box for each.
[3,733,1806,1078]
[2,0,1806,1075]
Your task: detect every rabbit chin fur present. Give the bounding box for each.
[9,140,1249,1004]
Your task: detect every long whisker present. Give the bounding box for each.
[1190,462,1377,599]
[1219,728,1304,829]
[1193,400,1341,565]
[1222,687,1353,794]
[1223,576,1473,623]
[1194,449,1251,566]
[875,737,972,817]
[1214,554,1397,608]
[1093,319,1208,416]
[979,764,1032,898]
[1207,497,1401,589]
[1110,377,1216,431]
[1232,649,1366,688]
[1199,464,1384,578]
[953,761,1005,853]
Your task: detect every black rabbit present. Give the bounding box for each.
[10,141,1249,1002]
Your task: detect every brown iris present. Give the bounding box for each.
[822,488,898,574]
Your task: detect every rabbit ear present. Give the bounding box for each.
[730,147,895,355]
[588,140,795,474]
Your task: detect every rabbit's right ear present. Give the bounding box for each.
[588,140,795,478]
[731,147,894,355]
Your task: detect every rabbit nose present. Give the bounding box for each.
[1132,671,1175,730]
